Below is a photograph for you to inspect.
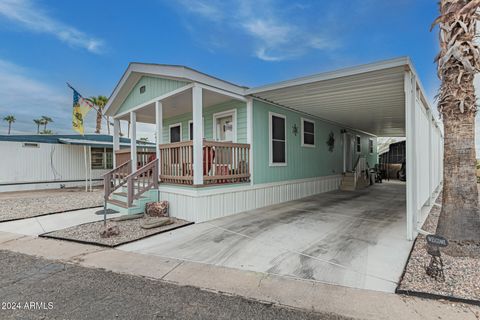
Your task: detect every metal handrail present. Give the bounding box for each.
[103,160,132,201]
[125,159,159,206]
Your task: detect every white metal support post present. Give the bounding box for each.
[246,97,254,185]
[113,119,120,168]
[405,71,417,241]
[155,101,163,162]
[428,110,434,206]
[130,111,137,173]
[192,85,204,185]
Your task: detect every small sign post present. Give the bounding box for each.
[425,234,448,282]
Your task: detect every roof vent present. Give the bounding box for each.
[140,85,146,94]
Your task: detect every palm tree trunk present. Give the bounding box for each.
[436,111,480,245]
[37,124,40,134]
[95,110,102,134]
[434,0,480,256]
[8,123,11,134]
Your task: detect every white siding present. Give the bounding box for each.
[0,141,108,191]
[159,175,342,223]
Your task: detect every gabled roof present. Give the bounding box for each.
[105,63,248,116]
[0,134,155,148]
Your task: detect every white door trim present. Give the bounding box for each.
[212,109,237,142]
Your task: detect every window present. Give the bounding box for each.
[369,138,374,154]
[188,119,205,140]
[301,118,315,147]
[356,136,361,152]
[91,148,113,170]
[22,143,39,148]
[269,112,286,166]
[139,85,146,94]
[169,123,182,143]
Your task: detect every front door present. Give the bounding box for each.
[344,134,355,171]
[215,115,234,142]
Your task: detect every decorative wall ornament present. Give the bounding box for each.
[292,124,298,136]
[326,131,335,152]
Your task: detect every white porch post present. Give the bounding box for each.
[192,85,204,185]
[405,71,417,241]
[155,101,163,162]
[113,119,120,168]
[130,111,137,172]
[246,97,254,185]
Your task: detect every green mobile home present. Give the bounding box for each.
[104,57,443,241]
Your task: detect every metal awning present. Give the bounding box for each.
[246,57,433,137]
[58,138,154,148]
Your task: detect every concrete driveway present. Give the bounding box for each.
[120,181,411,292]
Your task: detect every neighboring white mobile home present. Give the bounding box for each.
[0,134,154,192]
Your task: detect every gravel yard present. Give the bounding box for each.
[0,188,103,222]
[41,216,193,247]
[398,189,480,303]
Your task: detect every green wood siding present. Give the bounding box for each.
[161,100,247,143]
[252,100,378,184]
[115,76,189,116]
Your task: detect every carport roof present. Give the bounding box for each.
[246,57,432,137]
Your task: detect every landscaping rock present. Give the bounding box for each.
[111,213,144,222]
[100,225,120,238]
[141,217,173,229]
[145,201,169,217]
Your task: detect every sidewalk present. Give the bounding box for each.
[0,207,120,236]
[0,231,477,320]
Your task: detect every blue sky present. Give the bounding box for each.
[0,0,478,152]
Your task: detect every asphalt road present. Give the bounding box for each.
[0,250,352,320]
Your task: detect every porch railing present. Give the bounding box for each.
[103,160,132,200]
[159,140,250,185]
[115,148,156,168]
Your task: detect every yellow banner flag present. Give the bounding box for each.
[70,86,93,135]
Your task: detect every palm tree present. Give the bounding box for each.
[41,116,53,131]
[433,0,480,256]
[3,115,15,134]
[88,96,109,134]
[40,129,53,135]
[33,119,44,134]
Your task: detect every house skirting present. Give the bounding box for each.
[159,175,342,223]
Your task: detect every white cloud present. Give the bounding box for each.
[173,0,337,61]
[0,0,104,53]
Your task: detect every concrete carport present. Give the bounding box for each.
[246,56,443,241]
[119,57,443,292]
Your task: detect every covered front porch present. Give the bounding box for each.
[111,83,252,187]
